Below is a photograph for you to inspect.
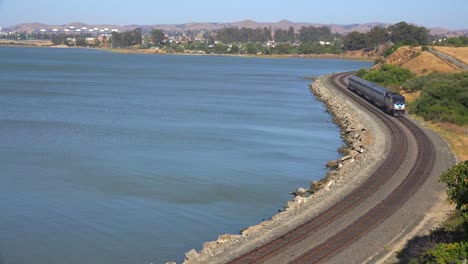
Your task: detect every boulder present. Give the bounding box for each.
[359,146,365,153]
[324,180,336,191]
[241,224,263,237]
[310,180,320,189]
[295,187,308,197]
[200,241,218,256]
[293,196,308,204]
[217,234,241,244]
[326,160,338,169]
[185,249,199,261]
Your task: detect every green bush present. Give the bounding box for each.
[412,72,468,125]
[355,68,368,78]
[421,242,468,263]
[440,161,468,220]
[360,64,415,89]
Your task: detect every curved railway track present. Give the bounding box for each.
[229,72,436,264]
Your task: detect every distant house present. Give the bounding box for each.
[85,37,96,44]
[265,41,276,48]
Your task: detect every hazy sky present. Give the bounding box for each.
[0,0,467,29]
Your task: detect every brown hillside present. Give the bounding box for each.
[378,46,462,76]
[433,46,468,65]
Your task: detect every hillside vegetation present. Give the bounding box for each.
[359,65,468,126]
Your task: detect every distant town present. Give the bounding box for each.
[1,21,467,55]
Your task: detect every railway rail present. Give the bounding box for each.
[229,72,436,264]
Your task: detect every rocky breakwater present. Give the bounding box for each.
[180,75,387,264]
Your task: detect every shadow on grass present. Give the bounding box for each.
[396,228,464,263]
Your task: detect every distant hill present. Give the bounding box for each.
[3,20,467,36]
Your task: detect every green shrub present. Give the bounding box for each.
[440,161,468,220]
[355,68,368,78]
[412,72,468,125]
[361,64,415,88]
[421,242,468,263]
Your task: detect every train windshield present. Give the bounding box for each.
[392,95,405,105]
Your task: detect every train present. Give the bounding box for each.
[348,76,406,116]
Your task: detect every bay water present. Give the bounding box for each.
[0,47,371,263]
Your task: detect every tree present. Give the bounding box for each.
[368,26,390,46]
[76,37,86,46]
[288,26,296,40]
[229,44,240,53]
[132,28,142,47]
[342,31,371,50]
[440,161,468,220]
[299,26,333,42]
[111,31,122,48]
[244,43,258,54]
[150,29,165,45]
[388,21,429,45]
[274,28,292,42]
[110,29,142,48]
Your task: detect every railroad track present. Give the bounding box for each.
[229,72,435,264]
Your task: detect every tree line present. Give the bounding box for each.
[213,25,338,44]
[342,22,429,51]
[110,28,142,48]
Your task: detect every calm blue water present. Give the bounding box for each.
[0,47,371,264]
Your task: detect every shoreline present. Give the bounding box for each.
[0,43,376,61]
[97,47,376,61]
[181,75,389,264]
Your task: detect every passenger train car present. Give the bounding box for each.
[348,76,406,116]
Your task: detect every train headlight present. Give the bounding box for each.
[394,103,405,110]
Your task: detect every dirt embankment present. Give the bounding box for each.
[377,46,466,75]
[433,46,468,65]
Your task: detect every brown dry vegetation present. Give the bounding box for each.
[433,46,468,65]
[380,46,462,75]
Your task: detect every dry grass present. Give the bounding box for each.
[400,91,421,103]
[380,46,463,76]
[429,123,468,162]
[402,51,461,75]
[433,46,468,65]
[411,115,468,161]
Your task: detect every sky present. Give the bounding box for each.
[0,0,467,29]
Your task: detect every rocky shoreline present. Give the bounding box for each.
[178,75,389,264]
